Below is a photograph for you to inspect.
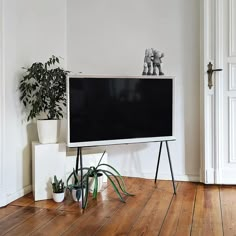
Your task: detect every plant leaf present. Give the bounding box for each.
[98,169,134,196]
[98,163,127,191]
[100,170,125,202]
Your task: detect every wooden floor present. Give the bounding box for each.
[1,177,236,236]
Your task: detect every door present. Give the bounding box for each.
[201,0,236,184]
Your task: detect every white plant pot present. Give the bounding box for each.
[72,188,86,202]
[37,119,61,144]
[89,173,103,193]
[52,192,64,202]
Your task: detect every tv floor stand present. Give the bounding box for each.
[155,140,176,194]
[75,140,176,209]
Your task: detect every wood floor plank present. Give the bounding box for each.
[128,188,174,235]
[10,193,35,207]
[155,180,178,194]
[29,198,64,210]
[62,200,124,236]
[57,197,84,213]
[11,192,63,210]
[93,178,157,236]
[159,182,197,236]
[62,177,147,236]
[0,205,22,220]
[2,178,236,235]
[30,211,82,236]
[220,185,236,236]
[0,206,42,235]
[4,209,59,236]
[191,184,223,236]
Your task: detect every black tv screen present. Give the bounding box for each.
[67,75,175,147]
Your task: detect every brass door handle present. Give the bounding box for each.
[207,62,223,89]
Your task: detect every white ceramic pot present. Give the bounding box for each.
[72,188,86,202]
[52,192,64,202]
[37,119,61,144]
[89,173,103,193]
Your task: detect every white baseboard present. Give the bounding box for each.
[0,195,7,207]
[121,171,200,182]
[155,173,199,182]
[5,185,32,206]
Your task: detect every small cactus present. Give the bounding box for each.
[52,175,65,193]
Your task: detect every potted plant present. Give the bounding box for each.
[67,151,134,208]
[66,169,87,202]
[19,55,69,144]
[51,175,65,202]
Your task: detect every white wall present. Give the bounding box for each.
[0,0,200,206]
[67,0,200,181]
[0,0,67,206]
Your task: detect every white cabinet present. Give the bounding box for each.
[32,142,66,201]
[32,143,107,201]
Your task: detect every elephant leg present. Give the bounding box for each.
[152,63,158,75]
[147,62,152,75]
[142,62,148,75]
[158,65,164,75]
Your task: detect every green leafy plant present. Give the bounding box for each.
[19,55,69,121]
[52,175,65,193]
[67,151,134,208]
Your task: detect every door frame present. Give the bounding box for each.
[200,0,224,184]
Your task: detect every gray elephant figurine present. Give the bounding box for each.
[152,49,164,76]
[142,48,153,75]
[142,48,164,76]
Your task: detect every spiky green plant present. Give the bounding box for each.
[52,175,65,193]
[67,151,134,208]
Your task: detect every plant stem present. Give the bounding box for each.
[97,150,106,167]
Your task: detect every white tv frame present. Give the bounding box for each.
[67,75,176,147]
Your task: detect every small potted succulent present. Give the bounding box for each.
[51,175,65,202]
[19,55,69,144]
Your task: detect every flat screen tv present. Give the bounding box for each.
[67,75,175,147]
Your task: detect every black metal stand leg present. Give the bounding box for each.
[79,148,85,208]
[76,147,85,209]
[154,141,163,183]
[75,148,79,175]
[165,141,176,194]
